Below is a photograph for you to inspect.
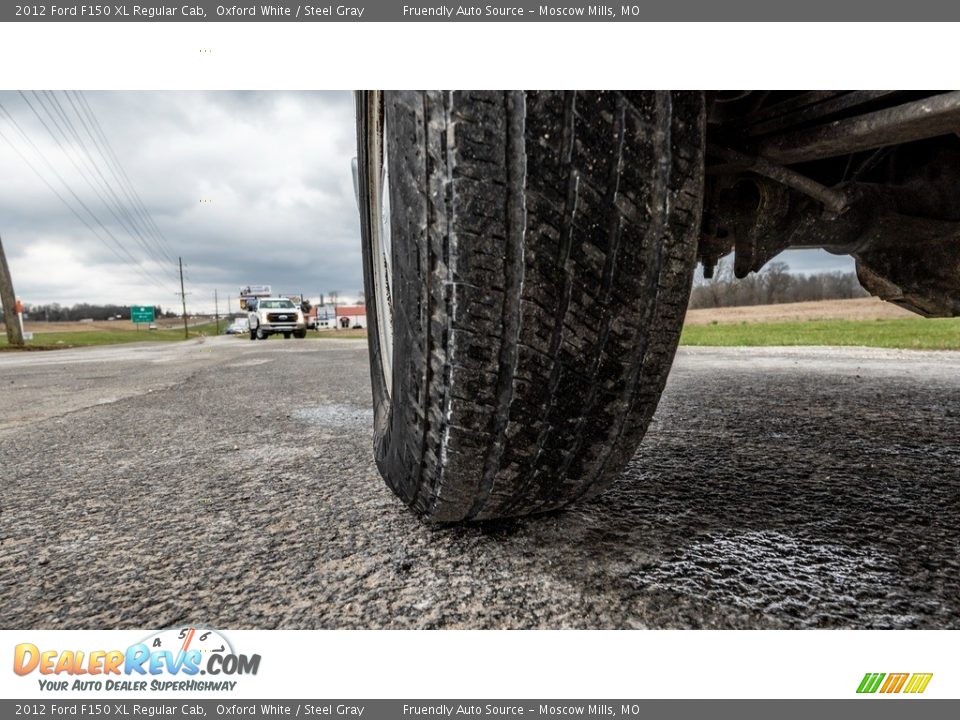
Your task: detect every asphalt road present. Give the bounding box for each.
[2,337,958,629]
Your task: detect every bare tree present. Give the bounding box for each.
[761,262,792,304]
[689,260,867,309]
[703,258,733,307]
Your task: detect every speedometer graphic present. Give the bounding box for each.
[142,627,234,659]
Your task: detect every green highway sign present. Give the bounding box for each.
[131,306,155,323]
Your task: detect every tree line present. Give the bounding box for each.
[689,260,867,309]
[9,267,863,319]
[9,303,173,322]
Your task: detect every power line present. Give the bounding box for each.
[0,100,174,294]
[65,91,179,268]
[0,122,167,294]
[73,91,181,267]
[18,91,177,285]
[37,90,177,279]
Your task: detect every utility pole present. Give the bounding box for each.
[179,256,188,339]
[214,289,220,335]
[0,233,24,347]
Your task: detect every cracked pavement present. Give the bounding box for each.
[2,337,958,628]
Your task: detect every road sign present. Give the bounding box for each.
[131,306,155,323]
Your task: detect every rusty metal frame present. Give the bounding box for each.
[756,91,960,165]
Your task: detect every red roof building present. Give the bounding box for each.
[335,305,367,329]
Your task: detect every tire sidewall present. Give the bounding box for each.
[356,92,394,471]
[358,91,436,510]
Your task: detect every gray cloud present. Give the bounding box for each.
[774,249,855,274]
[0,91,360,312]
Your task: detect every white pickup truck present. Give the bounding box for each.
[246,297,307,340]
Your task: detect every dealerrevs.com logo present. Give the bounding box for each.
[857,673,933,694]
[13,627,260,692]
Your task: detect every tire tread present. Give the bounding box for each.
[371,90,705,521]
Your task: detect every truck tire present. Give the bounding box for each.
[357,90,705,521]
[293,329,307,339]
[256,326,267,340]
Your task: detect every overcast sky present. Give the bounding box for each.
[0,90,853,314]
[0,91,361,313]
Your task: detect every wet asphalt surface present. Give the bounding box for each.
[2,337,958,629]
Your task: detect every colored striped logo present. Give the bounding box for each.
[857,673,933,694]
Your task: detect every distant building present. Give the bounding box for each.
[335,305,367,329]
[310,303,338,331]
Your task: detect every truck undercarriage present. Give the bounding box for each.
[357,90,959,521]
[701,90,960,317]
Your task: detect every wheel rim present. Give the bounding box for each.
[369,94,394,396]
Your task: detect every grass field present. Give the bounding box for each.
[681,317,960,350]
[0,322,221,350]
[0,323,368,350]
[4,300,957,350]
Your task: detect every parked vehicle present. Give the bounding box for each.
[247,297,307,340]
[356,90,960,521]
[224,319,248,335]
